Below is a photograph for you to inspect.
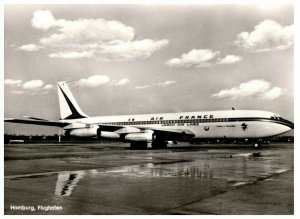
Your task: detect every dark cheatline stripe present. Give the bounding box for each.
[227,117,294,129]
[98,117,294,129]
[59,86,86,120]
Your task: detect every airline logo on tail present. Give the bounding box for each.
[57,82,88,120]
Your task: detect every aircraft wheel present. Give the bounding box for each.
[130,141,148,150]
[152,133,167,149]
[152,140,167,149]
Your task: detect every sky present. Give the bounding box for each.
[4,3,294,135]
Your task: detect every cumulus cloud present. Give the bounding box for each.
[37,16,135,45]
[77,75,129,87]
[4,79,22,86]
[5,79,54,94]
[135,80,176,89]
[31,10,55,30]
[109,78,129,86]
[22,80,45,89]
[261,87,286,100]
[49,51,94,59]
[43,84,54,90]
[165,49,220,68]
[212,79,286,100]
[20,10,168,60]
[165,49,242,68]
[234,19,294,52]
[18,44,41,51]
[98,39,169,61]
[78,75,110,87]
[219,55,243,64]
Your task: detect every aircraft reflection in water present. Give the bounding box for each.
[54,153,270,197]
[55,171,86,196]
[148,162,214,178]
[54,161,215,197]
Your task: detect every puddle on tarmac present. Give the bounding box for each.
[6,151,292,197]
[54,151,291,196]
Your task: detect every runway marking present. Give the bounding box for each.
[230,168,292,187]
[275,169,290,174]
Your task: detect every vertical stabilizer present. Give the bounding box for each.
[57,82,88,120]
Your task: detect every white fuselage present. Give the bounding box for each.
[61,110,293,139]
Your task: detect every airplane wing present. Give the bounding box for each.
[97,124,125,132]
[5,118,195,139]
[98,123,195,138]
[4,118,70,128]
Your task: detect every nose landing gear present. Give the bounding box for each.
[252,139,263,150]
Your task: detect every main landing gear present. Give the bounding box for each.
[151,133,167,149]
[129,141,148,150]
[129,133,168,150]
[151,140,167,149]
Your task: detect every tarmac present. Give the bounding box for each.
[4,142,294,215]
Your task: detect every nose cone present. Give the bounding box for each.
[280,118,294,130]
[280,125,292,134]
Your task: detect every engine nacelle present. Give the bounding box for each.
[125,131,153,142]
[69,127,120,139]
[97,130,120,139]
[69,127,98,137]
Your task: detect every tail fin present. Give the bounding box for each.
[57,82,88,120]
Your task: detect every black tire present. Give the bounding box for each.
[97,128,101,140]
[151,133,167,149]
[130,141,148,150]
[152,140,167,149]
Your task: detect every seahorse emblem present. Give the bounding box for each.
[241,123,247,131]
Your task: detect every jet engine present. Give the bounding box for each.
[125,130,153,142]
[69,126,98,137]
[97,129,120,139]
[69,126,120,139]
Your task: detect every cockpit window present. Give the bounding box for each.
[271,116,280,120]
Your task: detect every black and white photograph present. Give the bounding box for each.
[3,1,294,215]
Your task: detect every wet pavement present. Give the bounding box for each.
[4,143,294,214]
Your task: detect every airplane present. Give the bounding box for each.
[5,81,294,149]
